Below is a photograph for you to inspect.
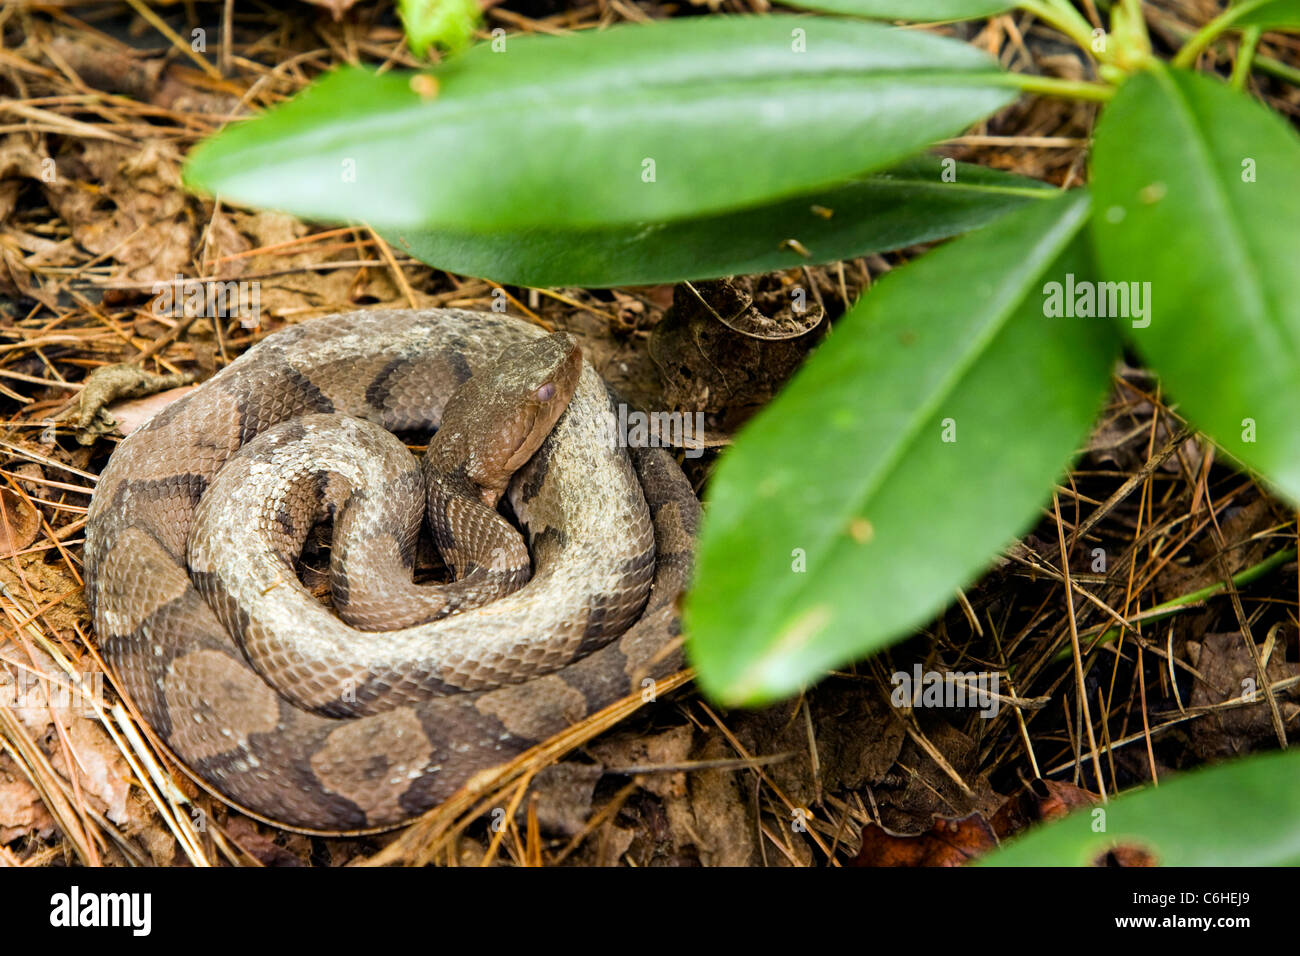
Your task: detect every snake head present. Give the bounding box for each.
[430,331,583,504]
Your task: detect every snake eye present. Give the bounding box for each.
[535,382,556,402]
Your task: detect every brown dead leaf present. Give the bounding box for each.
[0,487,40,556]
[1155,495,1284,597]
[0,639,176,860]
[990,778,1099,840]
[587,724,758,866]
[223,815,310,867]
[8,646,130,823]
[682,277,825,340]
[108,384,200,437]
[0,238,39,303]
[219,212,420,321]
[873,720,1001,833]
[517,763,603,838]
[150,73,242,116]
[0,553,86,635]
[589,824,636,867]
[67,366,197,444]
[680,734,761,866]
[1082,391,1204,476]
[0,753,56,842]
[46,717,132,826]
[46,35,165,100]
[650,279,822,422]
[40,140,194,283]
[854,813,998,866]
[200,205,254,273]
[1185,630,1300,758]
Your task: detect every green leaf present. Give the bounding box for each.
[1228,0,1300,30]
[383,157,1055,287]
[775,0,1011,21]
[184,16,1016,231]
[1090,65,1300,501]
[1173,0,1300,68]
[399,0,482,55]
[980,749,1300,865]
[685,190,1119,706]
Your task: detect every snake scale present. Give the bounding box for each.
[84,309,699,833]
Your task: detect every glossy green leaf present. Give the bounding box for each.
[686,190,1119,705]
[1090,66,1300,501]
[383,158,1054,287]
[775,0,1011,21]
[184,16,1016,231]
[981,749,1300,865]
[1228,0,1300,30]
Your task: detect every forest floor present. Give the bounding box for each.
[0,0,1298,866]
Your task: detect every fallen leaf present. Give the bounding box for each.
[1185,630,1300,759]
[0,487,39,556]
[990,778,1099,840]
[109,384,200,436]
[0,754,56,843]
[854,812,998,866]
[683,276,825,340]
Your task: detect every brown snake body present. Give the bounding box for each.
[84,310,698,833]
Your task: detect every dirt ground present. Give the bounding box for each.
[0,0,1298,866]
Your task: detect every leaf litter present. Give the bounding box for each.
[0,0,1297,866]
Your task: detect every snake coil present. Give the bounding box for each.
[85,310,697,833]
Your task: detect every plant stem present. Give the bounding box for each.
[1119,0,1150,46]
[1231,26,1263,90]
[1108,0,1153,69]
[1047,0,1104,42]
[1156,6,1300,87]
[1173,0,1271,68]
[1017,0,1102,55]
[1052,546,1298,662]
[996,71,1116,102]
[1255,49,1300,86]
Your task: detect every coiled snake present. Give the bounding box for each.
[84,310,698,833]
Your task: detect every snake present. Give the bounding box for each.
[83,309,699,833]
